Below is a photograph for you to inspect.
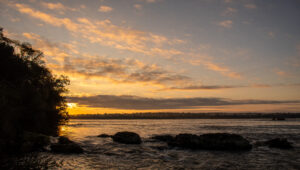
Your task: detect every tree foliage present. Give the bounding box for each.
[0,28,69,139]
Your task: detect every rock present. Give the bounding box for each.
[21,131,50,152]
[168,133,200,149]
[57,136,72,144]
[151,134,174,143]
[265,138,293,149]
[150,145,169,150]
[0,132,51,153]
[50,136,83,154]
[197,133,252,151]
[272,117,285,121]
[169,133,252,151]
[97,134,111,138]
[253,141,265,147]
[112,131,141,144]
[51,143,83,154]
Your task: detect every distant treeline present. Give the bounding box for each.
[71,112,300,119]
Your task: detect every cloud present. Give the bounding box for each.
[274,70,290,77]
[67,94,300,110]
[159,83,298,91]
[222,7,237,16]
[13,3,185,59]
[61,56,190,85]
[22,32,70,62]
[218,20,233,28]
[40,2,77,14]
[140,0,158,3]
[77,17,184,57]
[12,3,243,80]
[292,44,300,67]
[98,5,113,12]
[297,44,300,56]
[21,31,191,86]
[20,31,243,88]
[21,32,249,89]
[186,53,242,79]
[3,29,21,39]
[244,4,257,9]
[203,62,241,79]
[14,4,79,32]
[268,31,275,38]
[21,32,249,90]
[10,17,20,22]
[134,4,143,10]
[41,2,66,11]
[251,84,271,88]
[161,85,244,91]
[223,0,233,3]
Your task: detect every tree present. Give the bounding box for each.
[0,28,69,139]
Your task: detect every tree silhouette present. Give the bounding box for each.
[0,28,69,140]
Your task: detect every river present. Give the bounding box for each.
[2,119,300,169]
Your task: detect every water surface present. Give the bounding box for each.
[4,119,300,169]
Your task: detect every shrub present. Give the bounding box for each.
[0,28,69,139]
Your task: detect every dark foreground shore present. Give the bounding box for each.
[1,119,300,169]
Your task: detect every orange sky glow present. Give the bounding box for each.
[1,0,300,114]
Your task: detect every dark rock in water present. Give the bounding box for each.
[58,136,73,144]
[112,131,141,144]
[272,117,285,121]
[265,138,293,149]
[97,134,111,138]
[253,141,265,147]
[150,145,169,150]
[51,143,83,154]
[169,133,252,151]
[0,132,50,153]
[169,134,200,149]
[50,136,83,154]
[151,134,174,143]
[21,132,50,152]
[198,133,252,151]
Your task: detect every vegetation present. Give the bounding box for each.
[0,28,69,143]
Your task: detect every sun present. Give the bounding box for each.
[67,103,77,108]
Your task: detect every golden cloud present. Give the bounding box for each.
[222,7,237,16]
[22,32,69,63]
[134,4,142,10]
[13,3,243,80]
[204,62,241,79]
[98,5,113,12]
[218,20,233,28]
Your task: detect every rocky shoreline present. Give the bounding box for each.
[98,131,293,151]
[0,131,293,155]
[0,132,83,154]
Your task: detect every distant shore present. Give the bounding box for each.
[70,112,300,119]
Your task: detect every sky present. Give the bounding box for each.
[1,0,300,114]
